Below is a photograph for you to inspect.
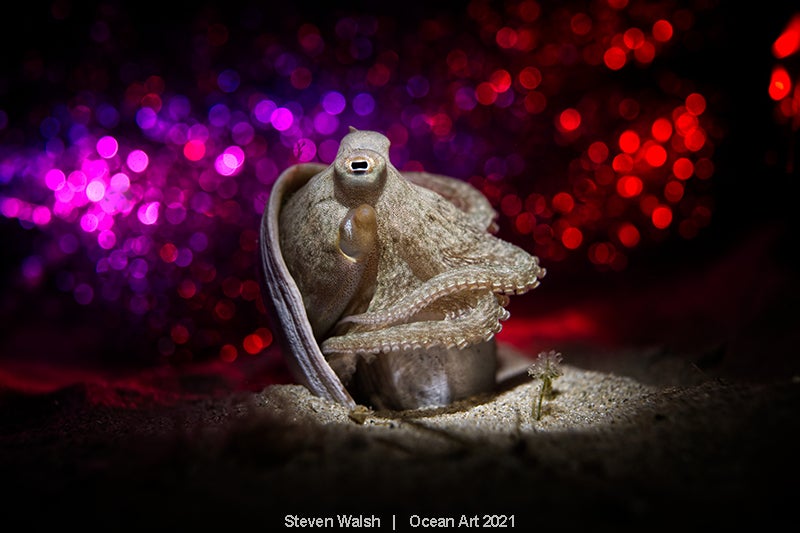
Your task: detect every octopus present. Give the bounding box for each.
[260,128,545,410]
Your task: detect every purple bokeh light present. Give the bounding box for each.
[270,108,294,131]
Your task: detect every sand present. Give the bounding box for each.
[1,343,797,531]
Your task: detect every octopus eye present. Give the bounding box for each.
[334,149,387,205]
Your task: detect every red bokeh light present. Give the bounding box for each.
[769,66,792,101]
[219,344,238,363]
[674,110,698,135]
[243,334,262,354]
[241,280,261,301]
[501,194,523,217]
[160,243,178,263]
[367,63,391,86]
[177,279,197,299]
[517,0,540,22]
[618,130,640,153]
[141,93,162,111]
[571,13,592,35]
[664,180,685,203]
[171,324,190,344]
[616,175,643,198]
[652,19,673,42]
[616,222,640,247]
[552,192,575,213]
[612,153,634,173]
[772,14,800,59]
[651,118,673,142]
[558,108,582,131]
[523,91,547,113]
[685,92,707,115]
[561,226,583,249]
[672,157,694,180]
[623,28,645,49]
[651,205,673,228]
[490,69,512,92]
[588,241,615,265]
[684,129,706,151]
[496,27,518,49]
[514,212,536,234]
[518,66,542,89]
[475,82,498,105]
[183,139,206,161]
[604,46,627,70]
[588,141,609,163]
[214,299,236,321]
[644,143,668,167]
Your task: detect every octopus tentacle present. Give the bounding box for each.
[322,290,507,356]
[337,262,542,330]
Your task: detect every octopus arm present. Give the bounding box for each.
[337,263,541,330]
[321,290,507,357]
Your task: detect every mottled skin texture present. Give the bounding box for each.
[276,129,545,409]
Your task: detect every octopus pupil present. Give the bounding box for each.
[350,160,370,173]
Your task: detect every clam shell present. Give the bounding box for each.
[260,163,356,408]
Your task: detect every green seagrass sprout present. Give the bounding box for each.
[527,350,563,420]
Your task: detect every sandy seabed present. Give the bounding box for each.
[1,343,798,531]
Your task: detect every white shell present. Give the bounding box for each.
[260,163,356,407]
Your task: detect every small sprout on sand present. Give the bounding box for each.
[528,350,564,420]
